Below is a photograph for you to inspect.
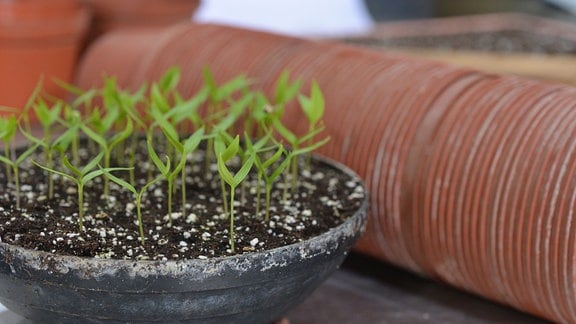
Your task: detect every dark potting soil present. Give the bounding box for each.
[0,143,366,261]
[346,30,576,54]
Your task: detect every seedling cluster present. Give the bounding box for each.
[0,67,329,253]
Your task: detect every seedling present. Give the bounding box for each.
[216,135,254,253]
[0,116,40,208]
[298,80,326,167]
[34,152,110,232]
[246,134,289,221]
[272,118,330,194]
[82,115,133,198]
[202,68,250,169]
[146,132,175,224]
[0,115,17,184]
[102,166,164,245]
[151,104,205,218]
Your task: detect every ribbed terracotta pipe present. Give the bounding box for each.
[84,0,199,42]
[75,23,576,322]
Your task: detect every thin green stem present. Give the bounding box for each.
[181,167,187,217]
[13,166,20,209]
[77,182,84,233]
[220,177,229,214]
[229,188,235,253]
[255,172,262,217]
[136,194,146,245]
[167,180,174,226]
[3,145,12,184]
[47,149,54,199]
[265,183,272,222]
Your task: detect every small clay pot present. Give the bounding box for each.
[0,0,89,115]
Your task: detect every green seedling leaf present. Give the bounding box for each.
[272,118,297,144]
[71,88,98,109]
[220,135,240,163]
[217,155,235,187]
[203,67,218,97]
[204,67,250,103]
[298,80,325,126]
[0,155,12,167]
[151,83,171,114]
[165,88,207,125]
[217,75,250,102]
[183,128,205,154]
[292,136,331,156]
[151,106,180,150]
[33,160,75,183]
[0,115,17,143]
[274,69,302,105]
[34,99,62,129]
[80,124,107,150]
[109,117,134,149]
[102,167,137,194]
[14,142,40,166]
[262,145,285,170]
[147,136,171,176]
[233,154,254,184]
[90,106,120,134]
[54,78,86,97]
[83,169,108,185]
[159,66,181,93]
[214,93,253,132]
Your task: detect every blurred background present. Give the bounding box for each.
[193,0,576,37]
[2,0,576,323]
[4,0,576,112]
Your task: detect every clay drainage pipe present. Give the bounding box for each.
[76,22,576,323]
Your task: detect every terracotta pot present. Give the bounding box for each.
[76,23,576,322]
[0,0,90,115]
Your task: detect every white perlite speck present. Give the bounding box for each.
[186,213,198,223]
[250,238,259,247]
[126,203,135,212]
[345,180,357,188]
[164,212,182,221]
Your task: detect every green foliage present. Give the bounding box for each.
[0,66,330,253]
